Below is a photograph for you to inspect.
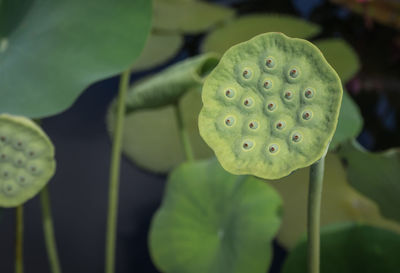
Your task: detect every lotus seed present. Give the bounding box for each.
[249,121,258,129]
[289,68,299,78]
[284,91,293,100]
[243,98,253,107]
[265,57,275,68]
[225,117,235,126]
[269,144,279,154]
[242,69,252,79]
[292,133,302,142]
[198,32,343,179]
[276,121,286,130]
[267,102,276,111]
[242,140,254,150]
[305,88,314,98]
[225,89,235,98]
[302,111,312,120]
[263,80,272,89]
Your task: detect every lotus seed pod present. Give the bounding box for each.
[0,114,55,207]
[199,32,342,179]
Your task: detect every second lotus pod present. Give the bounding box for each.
[199,32,343,179]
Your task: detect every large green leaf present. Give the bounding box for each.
[131,32,183,72]
[201,14,321,54]
[0,0,152,118]
[315,38,360,83]
[116,89,213,173]
[330,90,363,150]
[282,223,400,273]
[153,0,235,34]
[338,140,400,222]
[149,158,282,273]
[269,153,400,249]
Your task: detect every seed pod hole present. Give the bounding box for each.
[225,89,235,98]
[3,171,9,178]
[249,121,258,129]
[225,116,235,127]
[242,140,254,150]
[302,110,312,120]
[289,68,299,78]
[268,144,279,154]
[292,133,302,142]
[305,88,314,98]
[243,98,253,107]
[242,69,252,79]
[263,80,272,89]
[284,91,293,100]
[0,153,6,160]
[19,176,26,184]
[0,136,6,142]
[28,151,35,157]
[276,121,286,130]
[265,57,275,68]
[267,102,276,111]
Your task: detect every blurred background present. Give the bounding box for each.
[0,0,399,272]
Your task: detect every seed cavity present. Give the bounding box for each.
[289,68,299,78]
[18,176,26,185]
[284,91,293,100]
[267,102,276,111]
[263,80,272,89]
[276,121,286,130]
[265,57,275,68]
[292,132,302,142]
[249,121,258,130]
[243,98,253,107]
[3,171,9,178]
[302,110,312,120]
[0,153,6,160]
[225,116,235,127]
[305,88,314,98]
[268,144,279,154]
[242,69,252,79]
[225,89,235,98]
[0,136,6,142]
[242,140,254,150]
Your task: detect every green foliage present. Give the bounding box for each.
[199,32,342,179]
[330,90,363,150]
[269,153,400,249]
[282,223,400,273]
[201,14,321,54]
[149,158,282,273]
[111,54,219,113]
[131,32,183,72]
[153,0,235,34]
[0,114,55,207]
[0,0,152,118]
[113,89,213,173]
[338,140,400,222]
[314,38,360,83]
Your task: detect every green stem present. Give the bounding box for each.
[173,102,194,162]
[15,205,23,273]
[105,69,130,273]
[40,186,62,273]
[307,154,326,273]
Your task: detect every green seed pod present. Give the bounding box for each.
[0,114,55,207]
[199,32,342,179]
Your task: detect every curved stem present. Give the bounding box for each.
[307,154,326,273]
[40,186,62,273]
[173,102,194,162]
[105,69,130,273]
[15,205,24,273]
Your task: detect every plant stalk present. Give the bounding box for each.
[40,186,62,273]
[307,154,326,273]
[105,69,130,273]
[173,102,194,162]
[15,205,24,273]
